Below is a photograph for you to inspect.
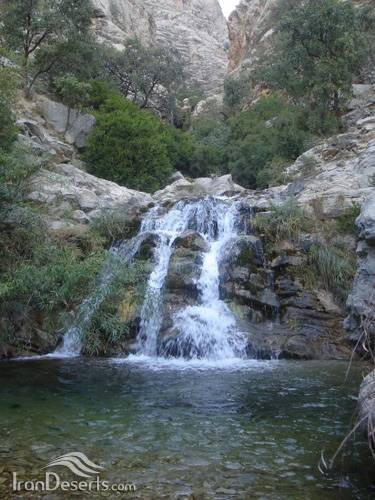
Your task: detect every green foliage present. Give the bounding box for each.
[1,0,93,96]
[0,147,38,212]
[255,157,291,189]
[82,261,145,356]
[0,208,106,345]
[224,72,252,112]
[259,0,370,131]
[0,67,19,151]
[104,39,183,120]
[335,205,361,235]
[53,74,92,124]
[85,95,173,192]
[307,243,355,302]
[91,212,141,248]
[252,199,312,243]
[227,95,312,188]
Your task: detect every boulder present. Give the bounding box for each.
[173,230,209,253]
[26,163,153,230]
[153,174,245,204]
[36,96,95,148]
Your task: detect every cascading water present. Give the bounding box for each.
[57,197,252,361]
[136,198,249,361]
[54,235,146,357]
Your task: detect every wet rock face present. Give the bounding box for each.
[219,233,351,360]
[358,370,375,447]
[346,192,375,344]
[92,0,229,95]
[160,231,207,345]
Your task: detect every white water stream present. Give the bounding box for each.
[56,198,251,361]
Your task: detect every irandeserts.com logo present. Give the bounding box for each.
[11,452,136,493]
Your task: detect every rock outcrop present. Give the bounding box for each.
[358,370,375,448]
[92,0,229,94]
[27,163,152,231]
[346,192,375,342]
[228,0,277,73]
[218,232,351,360]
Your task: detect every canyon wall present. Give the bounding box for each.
[91,0,229,94]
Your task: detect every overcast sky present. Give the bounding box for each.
[218,0,239,18]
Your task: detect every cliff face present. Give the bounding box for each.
[227,0,372,75]
[228,0,278,73]
[91,0,229,94]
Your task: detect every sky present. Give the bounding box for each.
[218,0,240,18]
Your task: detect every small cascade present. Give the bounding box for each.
[54,235,146,357]
[57,197,253,360]
[159,200,248,360]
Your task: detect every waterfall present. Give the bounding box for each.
[156,200,248,360]
[136,198,248,360]
[54,235,145,357]
[57,197,251,360]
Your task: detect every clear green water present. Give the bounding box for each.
[0,357,374,499]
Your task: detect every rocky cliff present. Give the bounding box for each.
[91,0,229,94]
[228,0,278,73]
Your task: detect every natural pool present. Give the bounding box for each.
[0,357,374,499]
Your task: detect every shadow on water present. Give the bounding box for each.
[0,358,374,499]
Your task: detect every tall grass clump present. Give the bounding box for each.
[252,199,312,243]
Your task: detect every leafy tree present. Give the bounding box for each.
[224,72,252,113]
[260,0,370,131]
[53,74,92,130]
[227,95,312,189]
[104,39,183,120]
[84,95,173,192]
[1,0,93,97]
[0,67,18,151]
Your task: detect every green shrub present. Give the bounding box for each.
[335,205,361,235]
[82,260,145,356]
[224,72,252,112]
[0,208,106,344]
[308,243,356,303]
[256,157,291,189]
[252,199,312,243]
[0,67,19,151]
[0,146,38,212]
[84,95,173,192]
[91,211,141,247]
[227,95,313,189]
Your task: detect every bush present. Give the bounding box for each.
[84,95,173,192]
[335,205,361,235]
[82,260,145,356]
[91,211,141,247]
[227,95,312,189]
[0,146,38,213]
[258,0,370,131]
[256,157,291,189]
[0,208,106,346]
[0,67,19,151]
[224,72,252,112]
[308,243,356,303]
[252,199,312,243]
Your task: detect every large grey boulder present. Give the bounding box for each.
[26,163,153,229]
[153,174,245,204]
[36,96,95,148]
